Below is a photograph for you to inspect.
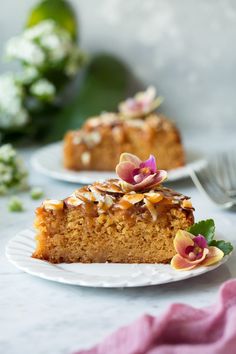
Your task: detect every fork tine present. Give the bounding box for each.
[190,164,234,208]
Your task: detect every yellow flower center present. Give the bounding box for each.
[140,167,150,174]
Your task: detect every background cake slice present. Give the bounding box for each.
[64,113,185,171]
[63,87,185,171]
[33,179,194,264]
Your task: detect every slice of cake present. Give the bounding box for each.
[63,87,185,171]
[33,153,194,264]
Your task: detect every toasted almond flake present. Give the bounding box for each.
[144,192,163,204]
[117,199,133,210]
[66,196,83,207]
[122,193,144,204]
[81,151,91,166]
[98,195,114,213]
[73,135,82,145]
[76,191,96,202]
[182,199,193,209]
[84,131,101,147]
[95,180,124,194]
[112,126,124,143]
[43,199,64,211]
[89,186,104,202]
[144,198,157,221]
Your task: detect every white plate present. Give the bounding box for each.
[31,142,206,184]
[6,229,230,288]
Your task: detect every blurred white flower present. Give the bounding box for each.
[0,74,28,129]
[6,20,84,75]
[6,36,45,67]
[0,144,28,195]
[17,67,39,85]
[30,79,56,101]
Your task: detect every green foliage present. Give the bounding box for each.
[47,54,130,141]
[209,240,233,256]
[26,0,78,40]
[188,219,215,244]
[8,196,24,212]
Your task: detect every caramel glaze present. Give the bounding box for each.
[39,179,194,225]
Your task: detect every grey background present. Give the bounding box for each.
[0,0,236,134]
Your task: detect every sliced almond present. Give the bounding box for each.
[66,196,83,207]
[144,192,163,204]
[43,199,64,211]
[144,198,157,221]
[76,191,96,202]
[182,199,193,209]
[89,186,104,202]
[116,199,133,210]
[98,195,114,213]
[95,180,124,194]
[122,193,144,204]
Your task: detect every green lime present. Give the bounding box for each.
[26,0,78,40]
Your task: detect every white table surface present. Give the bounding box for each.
[1,137,236,354]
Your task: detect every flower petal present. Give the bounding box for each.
[174,230,194,258]
[201,246,224,266]
[171,254,198,270]
[193,235,208,249]
[131,174,157,191]
[116,162,136,184]
[140,155,157,172]
[130,171,167,191]
[119,153,141,167]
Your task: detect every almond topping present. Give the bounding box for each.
[144,198,157,221]
[43,199,64,211]
[144,192,163,204]
[95,180,124,194]
[76,191,96,202]
[66,196,83,207]
[117,199,133,210]
[182,199,193,209]
[122,193,144,204]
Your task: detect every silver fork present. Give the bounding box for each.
[190,159,235,209]
[213,151,236,199]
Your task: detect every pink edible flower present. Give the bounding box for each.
[116,153,167,191]
[118,86,163,119]
[171,230,224,271]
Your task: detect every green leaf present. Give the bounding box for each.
[46,53,132,141]
[209,240,234,256]
[26,0,78,40]
[188,219,215,244]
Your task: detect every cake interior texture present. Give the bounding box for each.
[63,113,185,171]
[33,179,194,264]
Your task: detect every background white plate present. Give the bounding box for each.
[6,229,229,288]
[31,142,206,184]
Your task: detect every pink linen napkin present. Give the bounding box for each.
[75,279,236,354]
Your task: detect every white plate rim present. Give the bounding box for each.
[31,142,207,184]
[6,229,230,288]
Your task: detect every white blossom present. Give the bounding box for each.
[0,144,28,195]
[0,74,28,129]
[6,36,45,67]
[30,79,56,100]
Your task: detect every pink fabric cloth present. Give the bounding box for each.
[76,279,236,354]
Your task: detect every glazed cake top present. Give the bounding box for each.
[70,113,178,149]
[41,179,194,221]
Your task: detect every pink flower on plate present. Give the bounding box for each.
[171,230,224,271]
[116,153,167,191]
[118,86,163,119]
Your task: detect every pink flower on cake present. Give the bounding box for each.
[116,153,167,191]
[171,230,224,271]
[118,86,163,119]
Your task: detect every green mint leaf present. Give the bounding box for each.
[188,219,215,244]
[209,240,234,256]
